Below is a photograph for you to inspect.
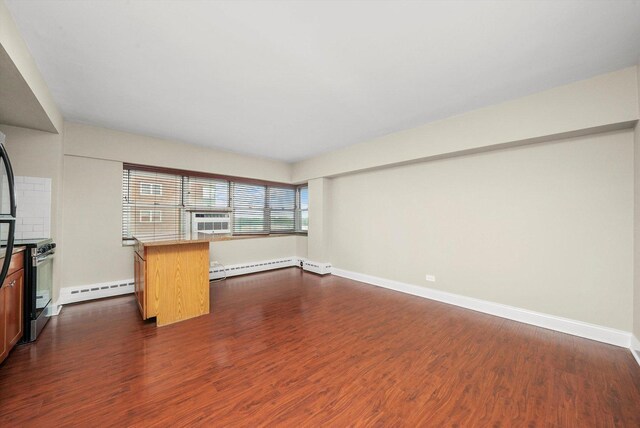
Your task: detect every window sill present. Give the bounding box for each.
[122,232,307,246]
[212,233,307,242]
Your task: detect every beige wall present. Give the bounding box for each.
[212,236,297,266]
[64,122,291,183]
[295,66,639,334]
[296,236,308,259]
[307,178,331,262]
[328,130,634,331]
[61,122,300,289]
[634,60,640,342]
[0,124,64,301]
[62,155,129,287]
[635,121,640,339]
[293,67,639,182]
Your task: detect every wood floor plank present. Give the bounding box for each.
[0,268,639,426]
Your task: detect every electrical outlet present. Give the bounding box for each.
[425,274,436,282]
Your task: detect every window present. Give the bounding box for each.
[269,187,296,232]
[140,182,162,196]
[232,183,267,234]
[122,169,182,241]
[202,186,216,200]
[122,164,307,242]
[139,210,162,223]
[183,176,229,209]
[296,186,308,232]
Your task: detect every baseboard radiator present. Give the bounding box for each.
[301,260,332,275]
[57,257,331,306]
[210,257,332,279]
[59,279,135,305]
[210,257,297,279]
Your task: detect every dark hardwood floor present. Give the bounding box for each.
[1,268,639,426]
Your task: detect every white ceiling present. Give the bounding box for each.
[5,1,640,162]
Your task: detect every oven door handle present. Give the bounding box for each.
[35,254,53,266]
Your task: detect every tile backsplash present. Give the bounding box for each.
[15,176,52,240]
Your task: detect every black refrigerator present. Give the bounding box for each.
[0,131,17,286]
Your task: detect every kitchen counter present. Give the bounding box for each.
[133,236,210,326]
[134,234,217,247]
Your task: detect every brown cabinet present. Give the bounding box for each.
[0,285,6,359]
[134,251,146,318]
[133,240,209,326]
[4,269,24,350]
[0,250,25,364]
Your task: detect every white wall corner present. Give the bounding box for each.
[631,335,640,367]
[332,268,632,349]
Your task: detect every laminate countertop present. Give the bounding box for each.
[134,235,217,247]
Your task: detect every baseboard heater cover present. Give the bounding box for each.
[58,258,331,306]
[302,260,332,275]
[59,279,135,305]
[210,257,297,279]
[209,258,332,279]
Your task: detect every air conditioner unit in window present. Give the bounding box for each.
[189,211,231,238]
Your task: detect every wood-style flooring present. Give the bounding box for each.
[1,268,639,426]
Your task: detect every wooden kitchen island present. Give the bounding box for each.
[133,236,212,326]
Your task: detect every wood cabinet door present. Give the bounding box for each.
[0,286,7,361]
[134,253,146,318]
[4,269,23,348]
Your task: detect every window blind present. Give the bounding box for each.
[232,183,267,234]
[183,176,229,210]
[122,164,306,240]
[122,169,183,241]
[268,187,295,232]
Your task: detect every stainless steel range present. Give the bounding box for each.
[16,238,55,342]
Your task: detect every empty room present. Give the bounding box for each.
[0,0,639,426]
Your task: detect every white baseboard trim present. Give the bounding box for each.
[631,335,640,367]
[59,279,135,305]
[332,268,632,349]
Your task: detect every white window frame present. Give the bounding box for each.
[140,182,162,196]
[296,186,309,233]
[139,210,163,223]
